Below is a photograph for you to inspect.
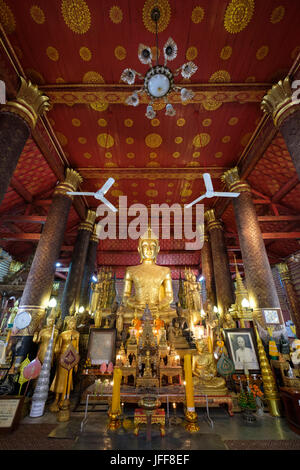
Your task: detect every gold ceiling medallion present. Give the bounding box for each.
[270,6,285,24]
[30,5,45,24]
[145,133,162,148]
[82,71,105,83]
[97,133,114,148]
[202,99,222,111]
[220,45,232,60]
[192,133,210,148]
[209,70,231,83]
[46,46,59,61]
[109,5,123,24]
[56,131,68,146]
[61,0,91,34]
[90,102,108,112]
[142,0,171,33]
[114,46,127,60]
[0,0,16,34]
[224,0,254,34]
[191,6,205,24]
[79,46,92,61]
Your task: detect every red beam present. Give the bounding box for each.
[10,177,33,203]
[0,215,46,224]
[257,215,300,222]
[0,233,40,241]
[272,175,299,203]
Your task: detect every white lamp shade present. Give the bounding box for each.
[147,73,170,98]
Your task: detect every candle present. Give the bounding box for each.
[184,354,195,412]
[111,367,122,414]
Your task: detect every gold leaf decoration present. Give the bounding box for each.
[127,152,135,159]
[142,0,171,33]
[222,135,231,143]
[109,5,123,24]
[177,118,186,127]
[256,45,269,60]
[220,45,232,60]
[270,6,285,24]
[202,118,212,126]
[215,152,223,158]
[126,137,134,144]
[191,6,205,24]
[174,136,183,144]
[114,45,127,60]
[202,99,222,111]
[145,133,162,148]
[98,118,107,127]
[228,116,239,125]
[105,152,112,159]
[146,189,158,197]
[209,70,231,82]
[79,46,92,61]
[56,131,68,146]
[97,133,114,148]
[172,152,180,158]
[61,0,91,34]
[46,46,59,61]
[193,151,200,158]
[0,0,16,34]
[90,102,108,112]
[83,71,105,83]
[72,118,81,127]
[30,5,45,24]
[193,133,210,147]
[186,46,198,61]
[124,118,133,127]
[78,136,87,144]
[151,118,160,127]
[224,0,254,34]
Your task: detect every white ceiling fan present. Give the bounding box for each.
[67,177,118,212]
[185,173,240,208]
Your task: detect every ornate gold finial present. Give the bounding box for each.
[54,168,83,198]
[79,210,96,232]
[222,167,250,193]
[261,76,300,127]
[254,325,282,417]
[3,76,50,129]
[233,254,249,306]
[204,209,223,232]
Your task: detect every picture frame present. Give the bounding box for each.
[223,328,260,373]
[87,328,116,366]
[262,308,283,325]
[0,395,25,433]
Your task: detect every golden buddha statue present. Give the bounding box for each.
[33,315,59,364]
[120,228,175,323]
[49,316,80,412]
[192,338,227,394]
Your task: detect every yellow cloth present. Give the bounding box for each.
[111,367,122,414]
[184,354,195,412]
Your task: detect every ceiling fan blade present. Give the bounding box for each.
[203,173,214,193]
[66,191,96,196]
[212,192,240,198]
[185,193,207,208]
[98,195,118,212]
[100,177,115,195]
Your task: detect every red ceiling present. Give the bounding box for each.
[0,0,299,273]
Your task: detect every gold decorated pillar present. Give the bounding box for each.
[0,77,50,205]
[277,262,300,338]
[15,169,82,358]
[223,167,281,312]
[61,209,96,319]
[201,232,217,307]
[261,76,300,179]
[204,209,234,317]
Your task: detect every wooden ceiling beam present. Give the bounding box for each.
[10,177,33,203]
[271,175,299,203]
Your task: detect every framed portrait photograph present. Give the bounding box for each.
[224,328,260,373]
[262,308,282,325]
[87,328,116,365]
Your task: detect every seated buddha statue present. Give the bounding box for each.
[119,228,175,323]
[192,338,227,394]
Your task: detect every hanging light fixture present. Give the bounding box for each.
[120,6,197,119]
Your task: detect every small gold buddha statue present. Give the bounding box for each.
[33,315,59,364]
[222,313,236,329]
[120,228,175,323]
[143,350,152,377]
[192,338,227,394]
[49,316,80,412]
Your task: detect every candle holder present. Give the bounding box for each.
[169,402,182,425]
[184,408,200,433]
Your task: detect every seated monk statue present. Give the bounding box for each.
[119,227,175,323]
[192,338,227,394]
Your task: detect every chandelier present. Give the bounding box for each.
[120,6,198,119]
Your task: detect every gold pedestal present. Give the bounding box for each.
[184,410,200,433]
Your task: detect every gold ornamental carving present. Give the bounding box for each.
[3,77,50,129]
[79,210,96,232]
[54,168,83,198]
[261,77,300,127]
[142,0,171,33]
[222,166,251,193]
[276,262,290,281]
[90,224,99,243]
[0,0,16,34]
[204,209,223,232]
[224,0,254,34]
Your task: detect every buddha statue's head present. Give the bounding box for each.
[46,316,55,328]
[196,338,209,353]
[138,227,160,263]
